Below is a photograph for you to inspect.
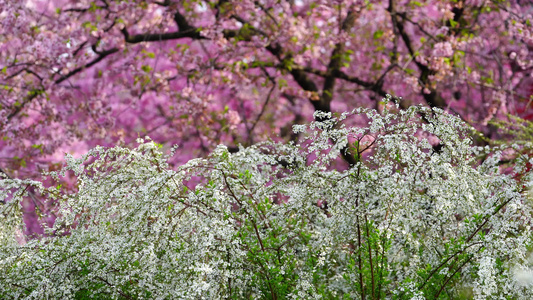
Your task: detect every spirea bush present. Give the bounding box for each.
[1,104,533,299]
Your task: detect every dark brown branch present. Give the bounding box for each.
[118,9,387,112]
[6,94,38,121]
[154,0,170,7]
[253,1,279,26]
[248,67,276,144]
[364,215,376,299]
[417,241,482,292]
[398,14,438,42]
[173,10,194,31]
[120,28,204,44]
[318,8,358,116]
[6,68,43,82]
[72,41,89,57]
[286,65,390,99]
[388,1,446,109]
[265,43,320,93]
[6,46,119,121]
[55,47,119,84]
[434,250,479,298]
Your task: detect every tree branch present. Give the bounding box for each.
[318,8,358,116]
[388,1,446,108]
[55,47,119,84]
[120,28,204,44]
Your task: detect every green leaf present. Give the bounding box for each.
[142,49,156,59]
[449,19,458,27]
[89,1,99,12]
[373,30,384,39]
[32,144,44,154]
[141,65,152,73]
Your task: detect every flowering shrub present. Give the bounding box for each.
[1,104,533,299]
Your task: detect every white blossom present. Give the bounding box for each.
[1,106,532,299]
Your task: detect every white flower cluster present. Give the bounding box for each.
[1,105,532,299]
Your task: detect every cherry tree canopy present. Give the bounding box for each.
[1,0,532,173]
